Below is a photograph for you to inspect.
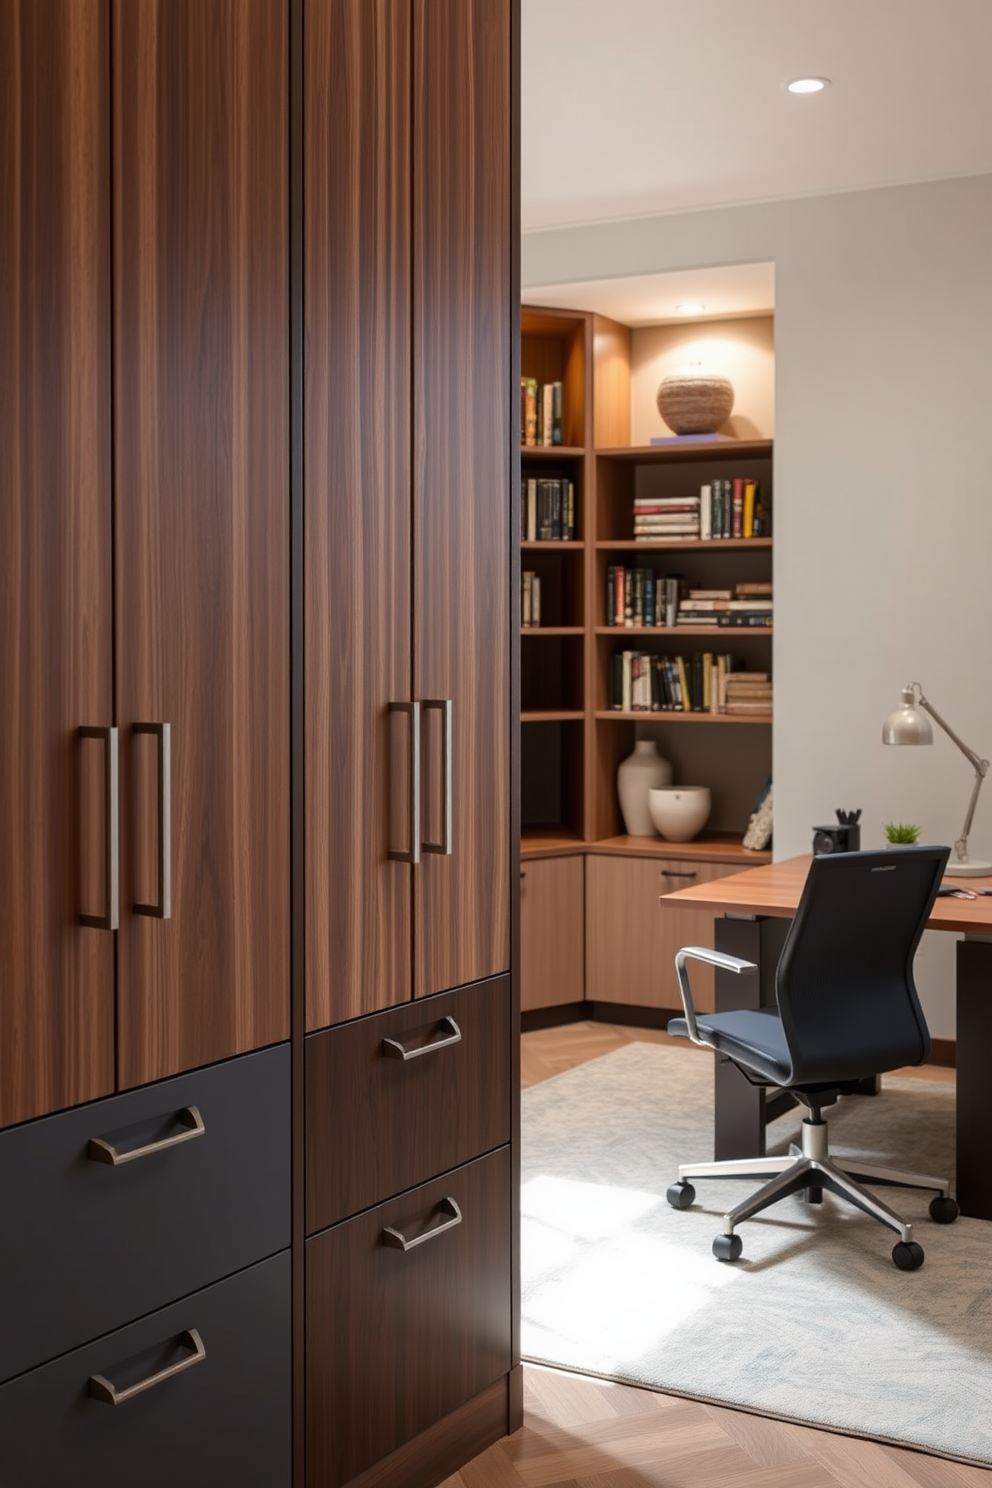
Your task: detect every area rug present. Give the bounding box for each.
[521,1041,992,1467]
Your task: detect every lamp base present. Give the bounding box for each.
[945,858,992,877]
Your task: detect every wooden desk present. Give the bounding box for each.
[661,853,992,1220]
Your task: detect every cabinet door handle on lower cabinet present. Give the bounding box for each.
[132,721,172,918]
[87,1103,205,1166]
[78,725,120,931]
[381,1197,462,1252]
[381,1015,462,1062]
[88,1327,206,1405]
[388,701,421,864]
[420,698,452,856]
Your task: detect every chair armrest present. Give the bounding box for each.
[674,945,757,1046]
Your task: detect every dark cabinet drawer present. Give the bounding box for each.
[0,1250,290,1488]
[306,977,510,1230]
[0,1044,290,1381]
[306,1146,512,1488]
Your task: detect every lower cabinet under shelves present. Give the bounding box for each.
[0,1251,291,1488]
[306,1147,512,1488]
[520,855,585,1012]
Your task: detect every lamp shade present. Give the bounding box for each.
[882,687,933,746]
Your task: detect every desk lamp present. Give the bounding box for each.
[882,683,991,876]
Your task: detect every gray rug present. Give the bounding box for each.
[521,1042,992,1467]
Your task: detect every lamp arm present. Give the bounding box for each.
[914,689,990,863]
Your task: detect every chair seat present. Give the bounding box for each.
[668,1006,792,1085]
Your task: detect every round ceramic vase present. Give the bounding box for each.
[648,785,712,842]
[617,740,673,836]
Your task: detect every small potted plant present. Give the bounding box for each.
[883,821,921,845]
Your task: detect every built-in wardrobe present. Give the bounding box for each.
[0,3,519,1484]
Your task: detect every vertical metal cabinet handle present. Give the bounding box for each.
[133,722,172,918]
[87,1104,205,1165]
[421,698,452,855]
[89,1328,206,1405]
[381,1015,462,1061]
[382,1197,462,1251]
[388,701,421,863]
[79,725,119,930]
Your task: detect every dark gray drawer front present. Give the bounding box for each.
[0,1043,289,1382]
[0,1250,290,1488]
[306,976,511,1231]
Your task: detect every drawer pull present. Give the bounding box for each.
[88,1104,205,1166]
[381,1015,462,1061]
[382,1197,462,1251]
[661,869,697,879]
[89,1327,206,1405]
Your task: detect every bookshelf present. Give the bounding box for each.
[520,303,774,1015]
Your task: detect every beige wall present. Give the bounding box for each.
[630,315,774,445]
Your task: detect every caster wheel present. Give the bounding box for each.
[666,1181,696,1210]
[892,1240,925,1271]
[713,1232,743,1263]
[929,1195,959,1225]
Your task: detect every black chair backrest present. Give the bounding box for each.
[775,846,949,1086]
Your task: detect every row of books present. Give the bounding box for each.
[609,652,773,715]
[605,569,772,629]
[633,477,770,542]
[520,378,563,447]
[522,476,577,542]
[521,571,542,627]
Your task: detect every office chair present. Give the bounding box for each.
[666,846,959,1270]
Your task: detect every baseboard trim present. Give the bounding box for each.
[343,1377,510,1488]
[520,1002,586,1032]
[930,1037,956,1069]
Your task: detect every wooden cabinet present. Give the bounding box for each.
[520,855,585,1011]
[586,851,746,1013]
[0,0,289,1127]
[305,0,511,1032]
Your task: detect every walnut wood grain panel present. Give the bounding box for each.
[586,854,744,1013]
[306,1148,512,1488]
[304,0,412,1031]
[112,0,289,1085]
[0,0,115,1126]
[305,976,510,1232]
[412,0,512,999]
[520,857,585,1011]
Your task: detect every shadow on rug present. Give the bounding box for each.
[521,1041,992,1467]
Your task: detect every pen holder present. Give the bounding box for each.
[812,823,861,855]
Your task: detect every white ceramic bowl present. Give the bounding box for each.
[648,785,711,842]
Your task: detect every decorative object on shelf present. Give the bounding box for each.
[883,821,921,845]
[656,363,734,436]
[812,808,861,855]
[648,784,711,843]
[882,682,991,875]
[617,739,673,836]
[743,778,773,850]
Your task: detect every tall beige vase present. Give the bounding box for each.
[617,739,673,837]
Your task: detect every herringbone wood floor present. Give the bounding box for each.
[441,1022,989,1488]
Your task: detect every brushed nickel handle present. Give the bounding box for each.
[381,1015,461,1061]
[79,725,119,931]
[133,722,172,918]
[421,698,452,855]
[661,869,697,879]
[388,701,421,863]
[88,1105,204,1166]
[89,1328,205,1405]
[382,1197,462,1251]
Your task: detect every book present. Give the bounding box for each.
[521,377,537,446]
[742,478,756,538]
[699,484,712,541]
[731,478,744,538]
[649,433,735,445]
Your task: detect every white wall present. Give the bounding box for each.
[522,174,992,1037]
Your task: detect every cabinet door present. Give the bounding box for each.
[586,855,744,1013]
[304,0,412,1031]
[413,0,512,1000]
[113,0,289,1085]
[0,0,115,1126]
[520,857,585,1011]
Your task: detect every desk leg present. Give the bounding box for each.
[712,916,789,1161]
[956,938,992,1219]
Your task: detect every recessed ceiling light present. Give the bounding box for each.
[675,302,705,316]
[786,76,830,94]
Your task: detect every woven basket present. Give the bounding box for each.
[656,369,734,435]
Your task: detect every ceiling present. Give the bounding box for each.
[521,0,992,321]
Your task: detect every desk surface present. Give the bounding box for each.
[661,852,992,935]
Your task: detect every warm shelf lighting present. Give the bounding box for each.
[786,76,830,94]
[675,302,705,316]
